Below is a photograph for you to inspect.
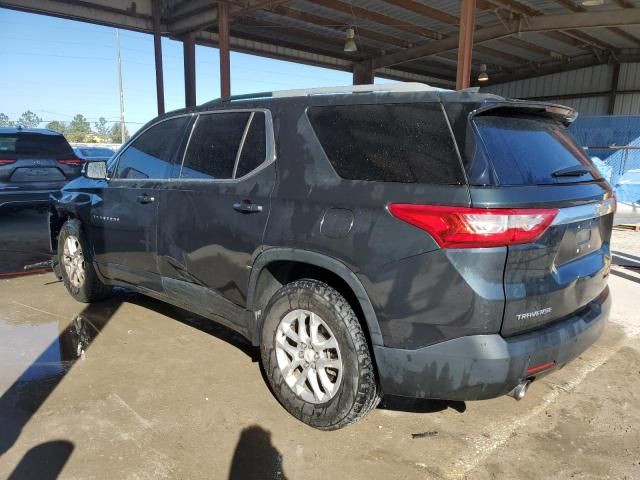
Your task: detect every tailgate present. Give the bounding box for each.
[466,104,614,336]
[501,198,614,336]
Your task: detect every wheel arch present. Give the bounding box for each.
[247,249,383,348]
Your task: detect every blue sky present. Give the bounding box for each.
[0,7,384,134]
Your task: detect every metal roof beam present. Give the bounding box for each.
[0,0,154,31]
[370,8,640,68]
[310,0,443,39]
[168,0,289,35]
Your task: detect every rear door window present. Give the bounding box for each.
[181,112,251,180]
[307,103,464,184]
[474,114,601,185]
[235,112,267,178]
[0,133,73,158]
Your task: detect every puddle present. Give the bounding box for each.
[0,315,99,386]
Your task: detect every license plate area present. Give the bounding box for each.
[555,218,603,265]
[10,167,65,182]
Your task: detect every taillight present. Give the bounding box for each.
[388,204,558,249]
[0,159,16,165]
[57,158,84,165]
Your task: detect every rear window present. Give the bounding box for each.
[0,133,73,158]
[474,114,601,185]
[307,103,464,184]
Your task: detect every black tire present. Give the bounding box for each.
[57,219,111,303]
[260,279,380,430]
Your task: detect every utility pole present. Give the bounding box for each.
[116,29,126,144]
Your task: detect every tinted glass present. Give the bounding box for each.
[0,133,73,158]
[181,112,250,180]
[235,112,266,178]
[474,114,601,185]
[115,116,189,180]
[307,103,464,184]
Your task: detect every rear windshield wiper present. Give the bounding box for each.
[552,166,590,177]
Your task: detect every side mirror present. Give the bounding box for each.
[85,161,108,180]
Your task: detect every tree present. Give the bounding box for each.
[16,110,41,128]
[46,120,67,135]
[109,122,130,144]
[0,113,14,127]
[66,114,92,142]
[94,117,110,141]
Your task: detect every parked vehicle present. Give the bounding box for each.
[613,169,640,225]
[49,83,614,430]
[73,146,115,163]
[0,127,82,209]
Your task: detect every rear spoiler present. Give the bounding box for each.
[470,100,578,126]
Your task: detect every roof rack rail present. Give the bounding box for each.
[203,82,443,105]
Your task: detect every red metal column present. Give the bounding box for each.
[183,33,196,107]
[456,0,476,90]
[218,1,231,98]
[152,0,165,115]
[353,60,374,85]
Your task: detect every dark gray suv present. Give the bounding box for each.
[49,84,613,430]
[1,127,83,209]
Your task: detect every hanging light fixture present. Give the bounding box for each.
[344,27,357,52]
[478,64,489,82]
[581,0,604,6]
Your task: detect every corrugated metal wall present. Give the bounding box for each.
[482,63,640,116]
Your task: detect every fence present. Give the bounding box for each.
[570,116,640,184]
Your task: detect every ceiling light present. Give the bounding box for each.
[581,0,604,6]
[344,27,357,52]
[478,64,489,82]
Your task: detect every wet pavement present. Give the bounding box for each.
[0,230,639,479]
[0,208,51,276]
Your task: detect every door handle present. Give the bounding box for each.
[136,194,155,204]
[233,200,263,214]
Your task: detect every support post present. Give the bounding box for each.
[152,0,165,115]
[218,0,231,98]
[456,0,476,90]
[608,62,620,115]
[353,60,374,85]
[183,32,196,107]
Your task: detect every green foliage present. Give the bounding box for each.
[46,120,67,135]
[66,114,92,142]
[16,110,42,128]
[0,113,14,127]
[3,109,128,144]
[109,122,130,143]
[94,117,110,141]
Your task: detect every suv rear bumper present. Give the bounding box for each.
[374,286,610,401]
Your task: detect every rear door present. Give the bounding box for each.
[158,109,275,332]
[90,115,192,290]
[470,111,614,336]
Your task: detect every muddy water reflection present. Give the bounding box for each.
[0,299,121,455]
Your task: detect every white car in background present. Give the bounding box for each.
[72,146,116,163]
[614,169,640,226]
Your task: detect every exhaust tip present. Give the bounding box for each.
[508,380,531,401]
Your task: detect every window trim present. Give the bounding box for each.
[110,113,195,182]
[176,108,275,184]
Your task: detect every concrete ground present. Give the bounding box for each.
[0,212,639,479]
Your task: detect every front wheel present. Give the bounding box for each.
[260,279,379,430]
[58,219,111,303]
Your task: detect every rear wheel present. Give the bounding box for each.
[58,219,111,303]
[261,279,379,430]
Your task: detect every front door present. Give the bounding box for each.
[158,110,275,332]
[89,115,192,290]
